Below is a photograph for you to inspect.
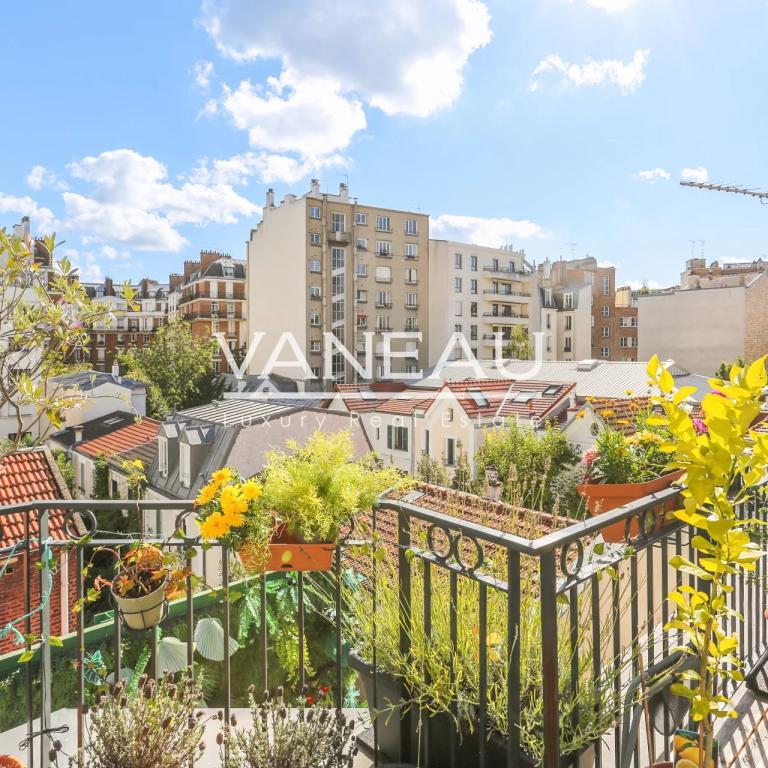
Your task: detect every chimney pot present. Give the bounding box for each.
[73,425,84,445]
[310,178,320,194]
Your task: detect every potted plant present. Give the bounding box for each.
[196,431,404,573]
[221,686,358,768]
[577,418,683,542]
[53,672,211,767]
[647,354,768,768]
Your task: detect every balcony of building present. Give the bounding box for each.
[482,287,532,299]
[481,310,530,322]
[328,228,352,244]
[0,488,765,768]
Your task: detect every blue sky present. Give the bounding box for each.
[1,0,767,289]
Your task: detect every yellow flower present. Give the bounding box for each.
[240,480,262,501]
[600,409,616,418]
[221,496,248,518]
[625,389,633,396]
[211,467,234,486]
[199,512,231,541]
[576,411,586,419]
[196,482,218,506]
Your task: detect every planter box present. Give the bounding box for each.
[239,529,336,573]
[349,651,590,768]
[577,470,683,543]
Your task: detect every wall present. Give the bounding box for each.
[638,286,746,374]
[744,274,768,363]
[57,382,146,427]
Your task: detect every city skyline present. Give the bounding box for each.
[1,0,767,289]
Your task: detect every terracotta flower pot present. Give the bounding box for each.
[112,575,169,631]
[577,470,684,543]
[0,757,26,768]
[239,527,336,573]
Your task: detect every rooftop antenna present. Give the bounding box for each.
[566,242,577,259]
[680,180,768,205]
[699,239,705,259]
[689,240,697,259]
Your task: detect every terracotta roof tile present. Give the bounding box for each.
[0,449,71,548]
[76,418,160,459]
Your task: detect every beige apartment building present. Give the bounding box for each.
[428,240,539,364]
[247,181,430,383]
[638,257,768,374]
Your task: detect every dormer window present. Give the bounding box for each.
[179,443,191,488]
[223,266,234,277]
[158,436,168,478]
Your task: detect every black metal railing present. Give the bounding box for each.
[0,487,766,768]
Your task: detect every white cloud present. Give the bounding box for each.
[529,49,650,94]
[222,71,367,156]
[634,167,670,183]
[192,60,215,91]
[60,247,106,282]
[198,98,219,120]
[579,0,638,11]
[681,166,708,183]
[597,259,617,268]
[430,214,547,247]
[190,151,349,186]
[627,279,662,291]
[0,193,58,232]
[200,0,491,120]
[26,165,68,192]
[62,149,260,251]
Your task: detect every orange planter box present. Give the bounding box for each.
[239,529,336,573]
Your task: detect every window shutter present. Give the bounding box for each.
[387,425,393,449]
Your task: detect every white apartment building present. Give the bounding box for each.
[247,181,430,384]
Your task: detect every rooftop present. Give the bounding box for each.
[49,370,146,392]
[75,417,161,459]
[48,411,140,450]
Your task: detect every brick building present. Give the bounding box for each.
[168,251,247,374]
[83,278,169,372]
[0,448,78,654]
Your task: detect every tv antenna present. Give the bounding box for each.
[681,180,768,205]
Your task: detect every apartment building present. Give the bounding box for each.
[169,251,247,374]
[537,257,639,362]
[638,257,768,374]
[247,180,430,384]
[84,277,169,372]
[428,241,538,364]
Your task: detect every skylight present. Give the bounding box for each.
[543,384,560,396]
[512,392,536,403]
[468,389,489,407]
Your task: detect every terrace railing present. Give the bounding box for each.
[0,488,766,768]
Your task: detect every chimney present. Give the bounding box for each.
[12,216,31,240]
[111,361,121,382]
[103,276,115,296]
[265,188,274,209]
[200,250,220,272]
[73,425,84,445]
[339,182,349,201]
[310,178,320,194]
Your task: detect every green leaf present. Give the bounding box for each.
[18,650,35,663]
[48,636,63,647]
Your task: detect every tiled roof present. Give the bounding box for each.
[108,440,158,472]
[76,418,160,459]
[49,411,139,450]
[0,449,72,547]
[332,383,415,413]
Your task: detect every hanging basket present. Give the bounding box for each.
[112,575,169,631]
[238,527,336,573]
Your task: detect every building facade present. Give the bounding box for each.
[247,180,430,384]
[428,240,538,364]
[169,251,247,374]
[638,258,768,374]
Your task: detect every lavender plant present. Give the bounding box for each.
[222,686,358,768]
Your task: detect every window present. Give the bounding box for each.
[446,408,454,423]
[227,302,236,318]
[356,212,368,225]
[332,247,345,270]
[470,255,478,271]
[620,316,638,327]
[405,268,418,284]
[601,305,610,317]
[544,288,552,306]
[356,237,368,250]
[445,437,456,466]
[455,301,463,317]
[376,240,392,256]
[310,259,321,273]
[405,317,419,331]
[601,346,610,358]
[310,206,321,219]
[143,334,150,343]
[356,315,367,328]
[563,292,573,310]
[470,325,478,341]
[375,265,392,282]
[356,264,368,277]
[546,314,551,330]
[356,289,367,302]
[405,292,418,308]
[309,313,321,326]
[454,253,462,269]
[405,219,418,235]
[310,339,321,353]
[310,232,321,246]
[491,258,499,271]
[601,326,610,338]
[454,277,462,293]
[564,337,572,353]
[310,286,321,299]
[565,316,572,331]
[331,302,344,322]
[470,279,478,295]
[311,366,321,378]
[376,316,392,331]
[405,243,418,258]
[603,275,610,296]
[470,302,477,318]
[179,443,191,488]
[387,425,409,451]
[158,437,168,477]
[454,324,462,333]
[376,291,392,307]
[376,215,391,232]
[331,212,346,232]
